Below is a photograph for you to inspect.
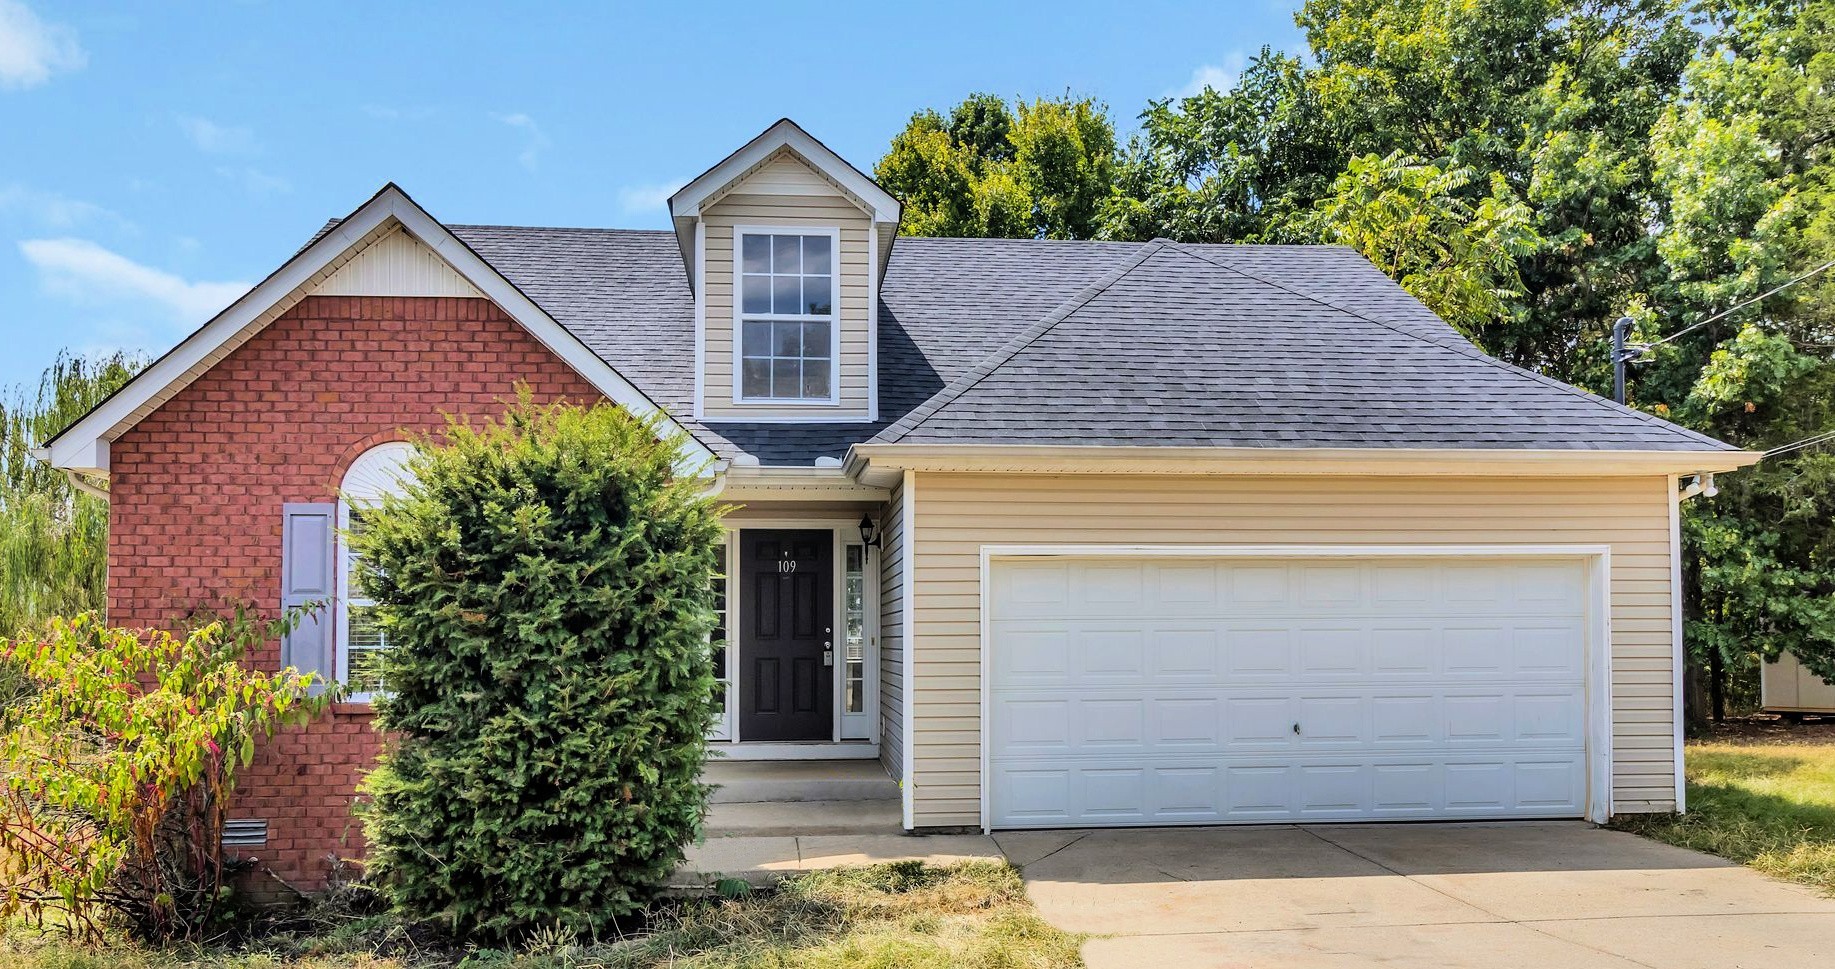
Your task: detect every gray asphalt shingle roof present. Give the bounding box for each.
[429,225,1732,463]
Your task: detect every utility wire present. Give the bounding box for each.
[1639,258,1835,351]
[1763,428,1835,459]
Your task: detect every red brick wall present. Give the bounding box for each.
[109,295,603,891]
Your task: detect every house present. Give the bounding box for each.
[38,119,1758,889]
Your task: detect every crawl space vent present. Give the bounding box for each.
[221,819,269,848]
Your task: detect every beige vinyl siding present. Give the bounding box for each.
[701,154,873,420]
[906,473,1682,828]
[878,481,906,779]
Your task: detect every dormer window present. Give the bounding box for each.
[737,227,838,403]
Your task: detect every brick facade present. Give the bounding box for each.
[109,295,602,891]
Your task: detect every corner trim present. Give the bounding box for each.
[1669,474,1687,813]
[693,218,706,421]
[900,470,917,831]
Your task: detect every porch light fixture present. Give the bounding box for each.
[858,513,881,549]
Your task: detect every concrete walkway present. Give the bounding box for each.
[675,833,1004,887]
[999,821,1835,969]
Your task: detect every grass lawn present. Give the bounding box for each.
[0,862,1083,969]
[1614,726,1835,893]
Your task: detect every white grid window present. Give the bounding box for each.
[844,544,867,714]
[738,231,835,402]
[710,536,733,740]
[337,441,415,703]
[342,513,387,699]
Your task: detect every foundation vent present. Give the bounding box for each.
[222,819,269,848]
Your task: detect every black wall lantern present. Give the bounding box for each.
[858,513,881,549]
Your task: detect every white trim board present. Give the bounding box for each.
[1669,475,1687,813]
[721,518,874,745]
[900,471,917,831]
[974,543,1616,831]
[710,742,880,761]
[39,184,717,476]
[670,120,900,224]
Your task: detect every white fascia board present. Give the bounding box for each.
[716,465,889,503]
[41,184,717,475]
[844,444,1762,483]
[669,120,901,225]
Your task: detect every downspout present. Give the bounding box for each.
[63,469,110,502]
[698,460,731,501]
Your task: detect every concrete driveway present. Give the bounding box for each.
[995,821,1835,969]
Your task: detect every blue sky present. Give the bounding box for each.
[0,1,1304,392]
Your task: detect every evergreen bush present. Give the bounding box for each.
[354,394,723,940]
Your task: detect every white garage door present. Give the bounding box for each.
[988,555,1593,827]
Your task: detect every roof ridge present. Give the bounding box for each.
[1168,243,1736,452]
[871,241,1170,445]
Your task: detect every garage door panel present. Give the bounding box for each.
[988,556,1592,827]
[1296,626,1365,675]
[1369,625,1436,675]
[994,686,1584,758]
[1076,628,1147,679]
[1154,626,1221,677]
[989,753,1587,827]
[1226,627,1294,676]
[1514,622,1587,676]
[1151,697,1222,746]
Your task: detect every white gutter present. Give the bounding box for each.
[845,444,1762,485]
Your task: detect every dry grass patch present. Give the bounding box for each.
[0,862,1083,969]
[1614,740,1835,893]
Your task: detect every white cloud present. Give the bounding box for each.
[1172,51,1249,98]
[19,237,250,325]
[617,179,686,214]
[0,184,134,232]
[0,0,84,89]
[493,112,549,171]
[177,115,259,155]
[215,166,291,195]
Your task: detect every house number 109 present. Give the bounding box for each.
[777,560,798,574]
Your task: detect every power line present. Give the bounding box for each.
[1639,258,1835,351]
[1763,428,1835,459]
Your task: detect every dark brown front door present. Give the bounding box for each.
[739,530,833,741]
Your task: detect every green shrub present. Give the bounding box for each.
[0,611,328,942]
[354,395,724,941]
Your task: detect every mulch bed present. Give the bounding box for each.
[1691,714,1835,747]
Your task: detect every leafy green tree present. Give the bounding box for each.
[356,394,724,940]
[1303,152,1543,339]
[1635,0,1835,719]
[0,351,141,638]
[1106,48,1342,243]
[1115,0,1693,374]
[876,93,1119,239]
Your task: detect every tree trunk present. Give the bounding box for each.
[1710,647,1726,722]
[1683,660,1709,732]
